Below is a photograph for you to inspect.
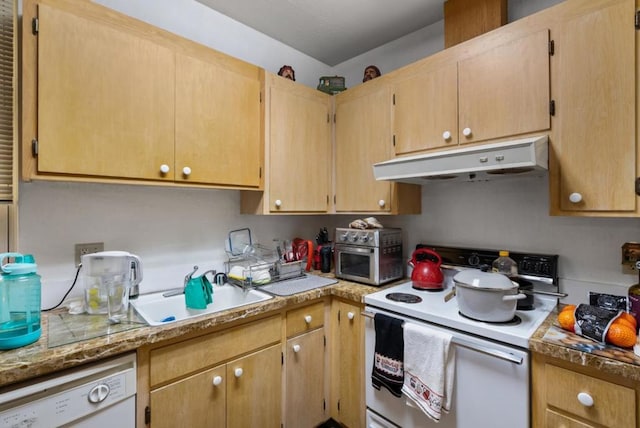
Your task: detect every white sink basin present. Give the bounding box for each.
[130,285,273,326]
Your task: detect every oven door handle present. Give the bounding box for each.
[361,311,524,365]
[336,245,374,255]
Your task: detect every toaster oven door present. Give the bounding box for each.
[335,244,378,285]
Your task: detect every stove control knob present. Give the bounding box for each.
[468,253,480,266]
[360,234,369,243]
[350,233,358,242]
[340,233,349,242]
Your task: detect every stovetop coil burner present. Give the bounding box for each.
[458,311,522,326]
[386,292,423,304]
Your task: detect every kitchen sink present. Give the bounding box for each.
[130,284,273,326]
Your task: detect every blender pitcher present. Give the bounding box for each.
[82,251,143,323]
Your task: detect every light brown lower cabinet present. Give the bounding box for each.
[286,328,326,427]
[144,315,282,427]
[150,345,281,427]
[330,299,365,427]
[139,298,365,428]
[532,352,638,428]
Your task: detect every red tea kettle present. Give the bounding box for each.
[409,248,444,291]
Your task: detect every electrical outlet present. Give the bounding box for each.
[75,242,104,266]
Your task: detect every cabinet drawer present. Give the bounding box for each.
[150,315,281,387]
[545,364,636,428]
[286,302,324,338]
[545,409,595,428]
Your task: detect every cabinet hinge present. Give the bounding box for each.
[333,113,336,123]
[326,195,329,205]
[281,351,284,365]
[31,17,39,35]
[549,100,555,116]
[327,113,330,123]
[635,177,640,196]
[393,135,396,147]
[393,93,396,105]
[259,92,262,103]
[548,39,554,56]
[323,399,326,411]
[635,10,640,29]
[337,399,341,412]
[259,167,262,179]
[145,406,151,425]
[337,309,341,323]
[333,195,336,204]
[31,139,38,157]
[324,335,327,347]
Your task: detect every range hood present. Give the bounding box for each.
[373,135,548,184]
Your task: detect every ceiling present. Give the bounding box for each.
[195,0,445,66]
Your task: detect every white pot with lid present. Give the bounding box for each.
[453,269,527,322]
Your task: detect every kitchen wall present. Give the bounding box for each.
[20,0,639,308]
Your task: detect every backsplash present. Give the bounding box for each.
[18,177,639,309]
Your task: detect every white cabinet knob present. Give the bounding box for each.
[569,192,583,203]
[212,376,223,386]
[304,315,312,324]
[347,311,355,320]
[442,131,451,140]
[159,164,170,174]
[293,344,301,353]
[274,199,282,208]
[462,127,472,137]
[234,368,243,378]
[577,392,594,407]
[378,199,386,208]
[182,166,192,176]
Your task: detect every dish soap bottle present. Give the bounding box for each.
[492,250,518,278]
[628,261,640,331]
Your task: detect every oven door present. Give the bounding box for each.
[364,307,530,428]
[335,244,378,285]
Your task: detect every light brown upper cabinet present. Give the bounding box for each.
[392,61,459,155]
[393,29,550,157]
[457,28,550,144]
[27,2,175,181]
[550,0,637,215]
[175,52,261,187]
[335,78,421,214]
[22,0,262,189]
[241,73,332,214]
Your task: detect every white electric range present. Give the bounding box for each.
[363,245,560,428]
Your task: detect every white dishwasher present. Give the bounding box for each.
[0,352,136,428]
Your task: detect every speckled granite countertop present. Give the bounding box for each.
[6,280,638,390]
[530,308,640,382]
[0,277,379,388]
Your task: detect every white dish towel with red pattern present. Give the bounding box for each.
[402,323,455,422]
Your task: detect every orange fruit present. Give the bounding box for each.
[561,304,576,313]
[557,310,575,333]
[606,323,637,348]
[617,312,637,330]
[613,317,636,332]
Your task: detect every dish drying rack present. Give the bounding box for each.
[224,243,304,289]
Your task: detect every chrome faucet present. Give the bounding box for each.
[161,266,218,298]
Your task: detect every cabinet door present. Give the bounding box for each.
[393,62,459,155]
[150,365,226,428]
[268,81,332,212]
[36,4,175,180]
[227,344,282,427]
[330,300,364,428]
[553,0,636,213]
[286,328,326,427]
[175,53,262,187]
[335,84,393,212]
[458,29,550,144]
